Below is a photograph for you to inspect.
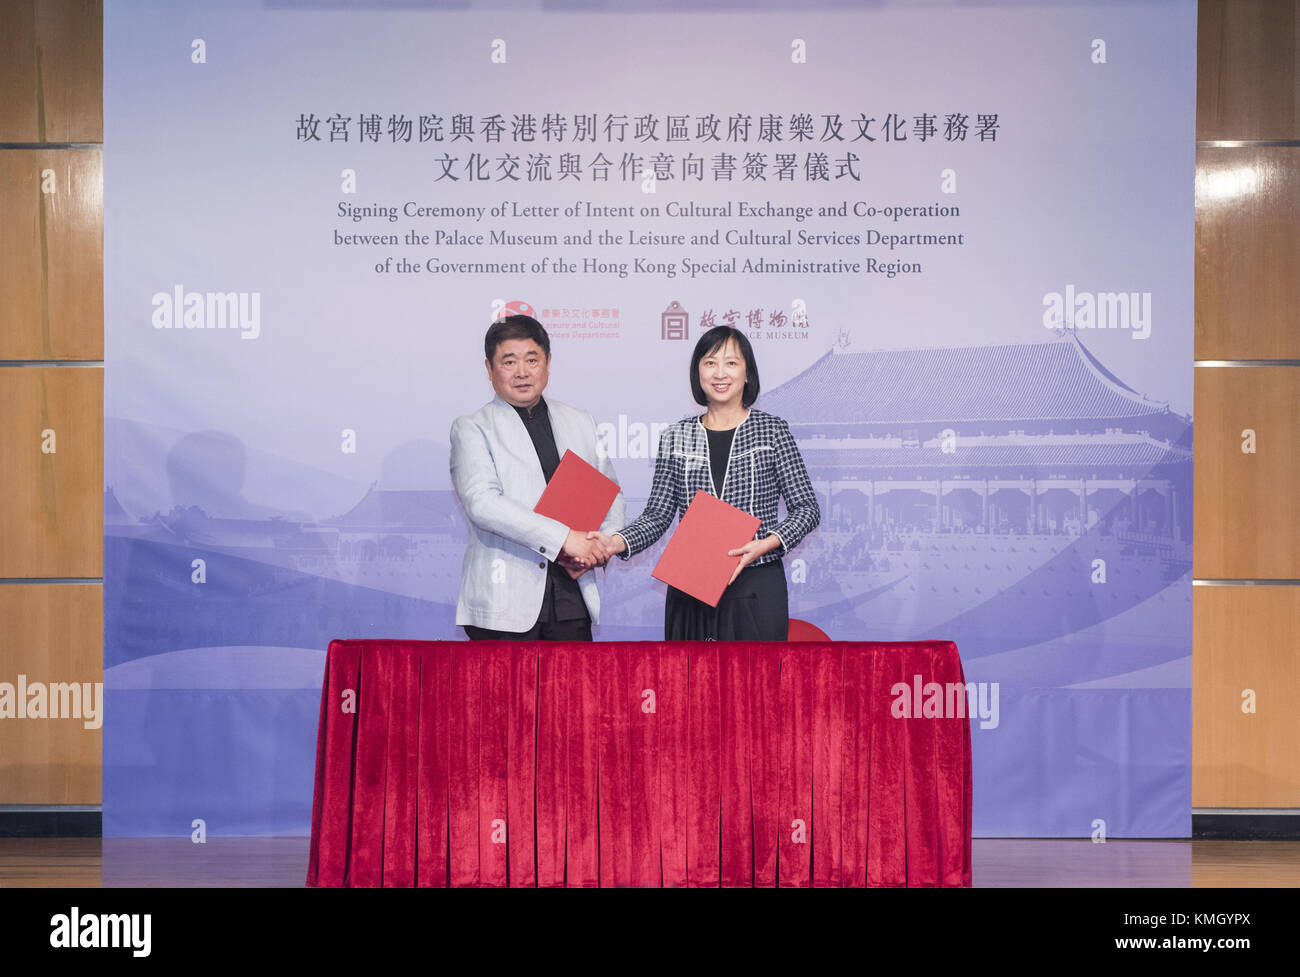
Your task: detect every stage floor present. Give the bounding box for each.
[1,838,1298,887]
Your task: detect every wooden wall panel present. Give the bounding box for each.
[0,585,102,804]
[0,150,103,360]
[1197,0,1299,141]
[1195,0,1300,816]
[1193,586,1300,807]
[0,368,102,578]
[0,0,105,818]
[1195,146,1300,360]
[1193,368,1300,579]
[0,0,103,144]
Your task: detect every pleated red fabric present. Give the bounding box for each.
[306,641,361,888]
[686,643,721,888]
[932,641,975,887]
[811,644,843,888]
[381,643,419,888]
[535,644,567,888]
[567,647,600,887]
[628,643,661,887]
[718,644,751,888]
[597,643,633,888]
[868,645,907,886]
[447,644,480,888]
[506,644,538,888]
[349,646,391,887]
[840,644,872,887]
[414,643,449,887]
[479,643,509,888]
[777,643,813,888]
[749,644,782,887]
[307,639,973,888]
[657,645,689,888]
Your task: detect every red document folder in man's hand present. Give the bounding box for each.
[533,449,621,531]
[652,490,762,607]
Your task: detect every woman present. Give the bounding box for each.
[596,325,820,640]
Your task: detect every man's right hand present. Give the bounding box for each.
[563,528,602,568]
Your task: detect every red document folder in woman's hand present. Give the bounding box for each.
[533,449,621,531]
[652,490,762,607]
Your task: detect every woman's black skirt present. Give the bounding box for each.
[664,559,789,641]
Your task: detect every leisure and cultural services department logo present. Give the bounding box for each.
[492,299,536,320]
[535,302,620,340]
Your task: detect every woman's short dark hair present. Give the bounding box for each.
[689,325,760,407]
[485,315,550,362]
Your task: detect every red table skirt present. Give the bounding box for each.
[307,640,972,888]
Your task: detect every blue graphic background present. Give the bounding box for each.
[104,0,1197,837]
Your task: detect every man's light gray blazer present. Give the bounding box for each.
[450,394,625,632]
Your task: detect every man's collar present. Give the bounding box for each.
[510,396,548,420]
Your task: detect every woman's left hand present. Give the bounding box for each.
[726,536,780,586]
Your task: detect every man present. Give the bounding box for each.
[449,315,624,640]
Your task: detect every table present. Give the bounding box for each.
[306,640,972,887]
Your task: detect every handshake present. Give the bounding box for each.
[558,529,627,579]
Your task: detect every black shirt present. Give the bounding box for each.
[706,426,736,496]
[512,398,589,623]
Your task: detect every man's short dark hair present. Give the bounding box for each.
[485,315,551,362]
[689,325,760,407]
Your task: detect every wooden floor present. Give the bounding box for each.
[0,837,1298,887]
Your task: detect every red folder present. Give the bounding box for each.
[652,490,762,607]
[533,449,621,531]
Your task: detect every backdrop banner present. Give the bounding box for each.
[104,0,1197,839]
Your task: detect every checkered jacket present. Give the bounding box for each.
[615,408,820,566]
